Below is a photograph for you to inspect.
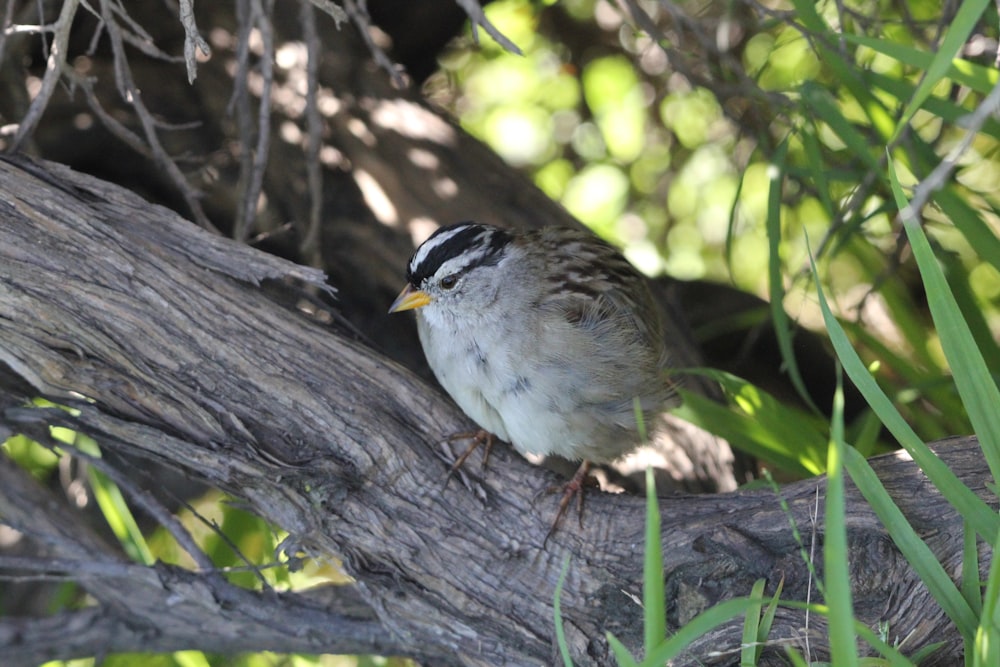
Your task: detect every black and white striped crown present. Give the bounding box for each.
[407,222,513,286]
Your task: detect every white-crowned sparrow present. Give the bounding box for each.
[389,222,680,529]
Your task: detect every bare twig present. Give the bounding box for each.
[178,0,211,83]
[900,78,1000,224]
[0,556,148,581]
[61,68,152,156]
[454,0,523,55]
[233,0,275,243]
[299,0,324,266]
[7,0,79,152]
[98,0,215,231]
[339,0,407,87]
[0,0,20,66]
[105,0,181,62]
[8,411,220,575]
[308,0,347,26]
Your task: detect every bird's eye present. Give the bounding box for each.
[440,274,458,290]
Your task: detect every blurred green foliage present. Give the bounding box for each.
[430,0,1000,470]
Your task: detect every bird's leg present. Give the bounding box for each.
[544,460,594,544]
[445,429,495,476]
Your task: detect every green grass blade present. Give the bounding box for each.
[638,597,758,665]
[891,0,992,140]
[643,467,665,653]
[843,33,999,95]
[779,600,929,665]
[809,250,999,544]
[740,579,765,666]
[757,577,782,653]
[801,83,883,173]
[766,137,822,415]
[933,187,1000,277]
[853,620,921,667]
[675,384,827,477]
[788,0,895,139]
[974,524,1000,667]
[825,379,859,667]
[607,635,640,667]
[553,553,574,667]
[890,166,1000,490]
[843,445,978,635]
[962,519,983,617]
[74,433,154,565]
[784,647,809,666]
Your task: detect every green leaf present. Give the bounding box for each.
[974,523,1000,666]
[890,167,1000,487]
[676,383,827,477]
[74,433,154,566]
[553,554,574,667]
[825,378,859,667]
[808,246,999,544]
[843,446,978,635]
[740,579,772,666]
[638,597,758,664]
[891,0,992,139]
[643,467,665,653]
[766,137,823,415]
[844,33,999,96]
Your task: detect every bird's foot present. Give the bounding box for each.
[543,460,595,545]
[445,429,495,478]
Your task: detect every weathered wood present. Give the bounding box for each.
[0,155,991,666]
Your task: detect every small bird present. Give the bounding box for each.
[389,222,680,534]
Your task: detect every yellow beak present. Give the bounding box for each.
[388,284,432,313]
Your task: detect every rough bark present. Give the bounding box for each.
[0,155,992,666]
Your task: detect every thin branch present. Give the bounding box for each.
[6,407,220,575]
[0,0,22,63]
[178,0,210,83]
[299,0,324,265]
[98,0,216,231]
[0,556,149,581]
[308,0,347,26]
[900,78,1000,223]
[233,0,275,243]
[105,0,182,62]
[7,0,79,152]
[454,0,523,55]
[61,68,153,156]
[340,0,407,87]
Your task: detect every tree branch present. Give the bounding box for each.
[0,154,992,665]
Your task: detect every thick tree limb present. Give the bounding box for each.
[0,155,992,665]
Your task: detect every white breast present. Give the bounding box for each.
[416,313,512,443]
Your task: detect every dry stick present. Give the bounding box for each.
[901,78,1000,223]
[107,0,182,62]
[340,0,406,87]
[226,0,254,224]
[0,556,151,581]
[178,0,210,84]
[299,0,324,266]
[7,0,79,152]
[308,0,347,26]
[62,68,152,156]
[0,0,19,69]
[454,0,522,55]
[97,0,216,232]
[57,437,220,575]
[231,0,256,241]
[234,0,275,243]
